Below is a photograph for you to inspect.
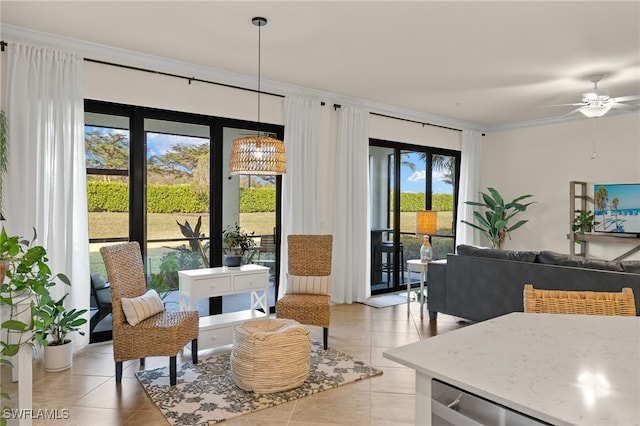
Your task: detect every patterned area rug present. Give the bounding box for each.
[136,341,383,425]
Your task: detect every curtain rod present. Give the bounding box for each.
[332,103,485,136]
[85,58,285,98]
[2,39,480,134]
[0,40,284,98]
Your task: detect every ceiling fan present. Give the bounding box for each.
[549,74,640,118]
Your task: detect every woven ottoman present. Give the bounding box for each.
[231,318,311,393]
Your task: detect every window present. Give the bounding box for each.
[369,139,460,295]
[85,100,284,341]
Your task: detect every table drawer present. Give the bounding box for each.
[199,324,234,348]
[191,276,232,298]
[233,273,267,291]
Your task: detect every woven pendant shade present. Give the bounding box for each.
[230,135,286,175]
[416,210,437,235]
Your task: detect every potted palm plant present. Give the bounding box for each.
[222,223,255,267]
[461,187,535,249]
[32,293,87,372]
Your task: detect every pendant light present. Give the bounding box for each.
[229,17,286,175]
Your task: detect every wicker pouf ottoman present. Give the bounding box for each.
[231,318,311,393]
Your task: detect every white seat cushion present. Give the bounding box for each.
[121,289,164,326]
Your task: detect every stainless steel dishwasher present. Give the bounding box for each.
[431,379,551,426]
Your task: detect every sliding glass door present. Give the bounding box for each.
[85,101,284,341]
[370,140,460,295]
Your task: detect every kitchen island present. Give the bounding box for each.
[383,312,640,425]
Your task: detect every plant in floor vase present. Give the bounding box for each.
[32,292,87,372]
[0,227,72,419]
[222,222,255,267]
[461,187,535,249]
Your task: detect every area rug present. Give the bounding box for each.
[136,340,383,425]
[363,293,408,308]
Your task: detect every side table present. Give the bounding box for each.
[406,259,429,320]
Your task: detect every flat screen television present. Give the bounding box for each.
[593,183,640,235]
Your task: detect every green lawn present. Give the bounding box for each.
[88,210,454,275]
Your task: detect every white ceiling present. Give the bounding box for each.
[1,1,639,131]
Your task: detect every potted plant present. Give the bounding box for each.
[571,210,597,236]
[222,223,255,267]
[461,187,535,249]
[32,293,87,372]
[0,228,62,358]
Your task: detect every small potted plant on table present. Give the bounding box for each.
[222,223,255,267]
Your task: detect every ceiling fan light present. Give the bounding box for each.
[580,105,611,118]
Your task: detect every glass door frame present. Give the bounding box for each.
[370,138,461,295]
[85,100,284,318]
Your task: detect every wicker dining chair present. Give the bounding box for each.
[523,284,636,316]
[100,242,199,385]
[276,235,333,349]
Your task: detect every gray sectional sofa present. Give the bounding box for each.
[427,245,640,322]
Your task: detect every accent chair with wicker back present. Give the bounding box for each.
[276,235,333,349]
[100,242,199,385]
[523,284,636,316]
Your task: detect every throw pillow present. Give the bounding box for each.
[286,273,331,295]
[121,289,164,326]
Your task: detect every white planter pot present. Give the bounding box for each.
[44,340,73,372]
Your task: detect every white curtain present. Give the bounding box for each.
[332,105,370,304]
[280,95,321,298]
[455,129,482,247]
[5,43,90,350]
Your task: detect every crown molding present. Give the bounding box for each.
[5,23,613,135]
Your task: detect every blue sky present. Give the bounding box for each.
[595,184,640,210]
[400,152,453,194]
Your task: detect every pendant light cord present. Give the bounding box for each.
[257,19,262,123]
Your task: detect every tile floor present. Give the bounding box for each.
[2,301,466,425]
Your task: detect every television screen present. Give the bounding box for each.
[593,183,640,234]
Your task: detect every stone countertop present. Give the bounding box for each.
[383,312,640,426]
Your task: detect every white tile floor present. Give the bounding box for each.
[3,302,466,425]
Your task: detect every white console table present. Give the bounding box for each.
[178,264,270,350]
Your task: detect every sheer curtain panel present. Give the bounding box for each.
[5,43,90,349]
[332,105,370,304]
[455,129,482,247]
[280,95,321,298]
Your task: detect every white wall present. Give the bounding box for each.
[481,112,640,260]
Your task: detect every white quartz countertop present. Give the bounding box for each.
[383,312,640,426]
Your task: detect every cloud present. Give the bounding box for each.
[408,170,426,182]
[407,170,447,183]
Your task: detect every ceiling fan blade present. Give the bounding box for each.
[562,107,583,116]
[610,102,639,111]
[612,95,640,103]
[535,102,587,108]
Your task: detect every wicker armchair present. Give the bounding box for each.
[100,242,199,385]
[523,284,636,316]
[276,235,333,349]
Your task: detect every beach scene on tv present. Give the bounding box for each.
[594,184,640,234]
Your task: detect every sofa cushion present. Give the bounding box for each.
[537,250,623,272]
[456,245,538,262]
[581,258,624,272]
[536,251,583,267]
[620,261,640,274]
